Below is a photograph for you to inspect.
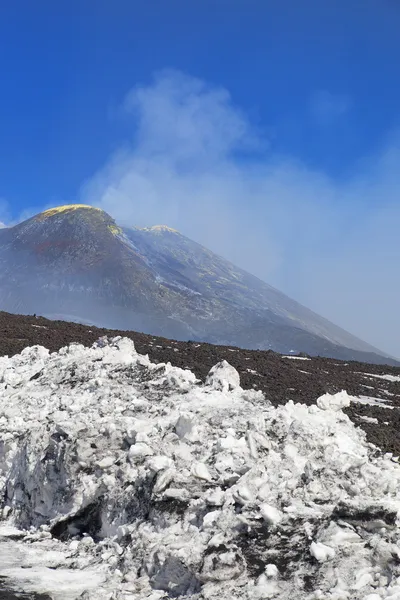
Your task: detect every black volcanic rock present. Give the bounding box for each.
[0,204,395,364]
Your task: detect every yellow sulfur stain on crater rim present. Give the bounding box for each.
[108,224,123,236]
[37,205,102,220]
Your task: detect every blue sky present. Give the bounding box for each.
[1,1,400,355]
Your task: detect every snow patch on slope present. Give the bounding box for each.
[1,340,400,598]
[363,372,400,383]
[282,356,311,361]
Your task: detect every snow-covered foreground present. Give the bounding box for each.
[1,338,400,599]
[0,525,104,599]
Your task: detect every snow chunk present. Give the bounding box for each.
[265,564,279,578]
[260,504,283,526]
[205,360,240,391]
[191,462,212,481]
[128,442,154,459]
[96,456,115,470]
[310,541,336,562]
[147,455,174,473]
[174,413,199,441]
[317,390,351,411]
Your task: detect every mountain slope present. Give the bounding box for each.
[0,204,394,364]
[122,225,384,355]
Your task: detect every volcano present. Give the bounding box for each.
[0,204,395,364]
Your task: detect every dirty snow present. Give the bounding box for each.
[282,356,311,361]
[1,339,400,599]
[357,415,380,425]
[316,390,351,412]
[352,395,395,410]
[0,526,105,599]
[363,373,400,383]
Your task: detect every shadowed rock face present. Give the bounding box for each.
[0,205,395,364]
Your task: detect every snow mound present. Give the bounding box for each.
[316,390,351,411]
[205,360,241,391]
[1,337,400,599]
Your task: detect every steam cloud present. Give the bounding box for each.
[78,70,400,357]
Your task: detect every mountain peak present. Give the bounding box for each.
[138,225,180,234]
[12,204,117,238]
[32,205,122,237]
[37,204,103,221]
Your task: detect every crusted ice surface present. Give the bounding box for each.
[1,338,400,598]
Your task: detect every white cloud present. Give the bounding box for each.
[80,70,400,358]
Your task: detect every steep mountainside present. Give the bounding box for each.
[0,204,395,364]
[122,225,386,356]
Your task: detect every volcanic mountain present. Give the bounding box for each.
[0,204,394,364]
